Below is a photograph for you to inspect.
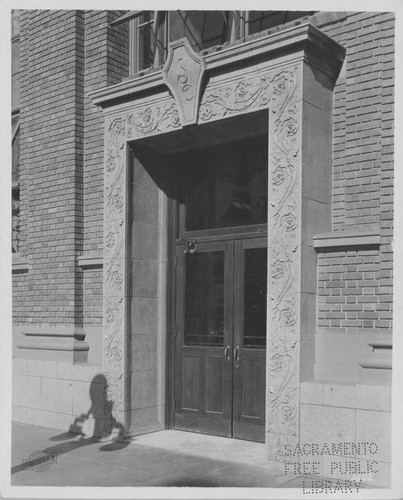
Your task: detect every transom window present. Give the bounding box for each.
[112,10,315,76]
[181,134,268,232]
[245,10,314,35]
[169,11,230,52]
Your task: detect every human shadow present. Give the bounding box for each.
[11,373,130,475]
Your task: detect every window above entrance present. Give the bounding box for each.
[179,133,268,233]
[111,10,315,76]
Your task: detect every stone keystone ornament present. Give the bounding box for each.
[162,37,206,126]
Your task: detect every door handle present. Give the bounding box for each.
[234,346,240,362]
[224,345,231,361]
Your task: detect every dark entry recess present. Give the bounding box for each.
[129,112,269,443]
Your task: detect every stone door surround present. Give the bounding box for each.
[91,22,345,460]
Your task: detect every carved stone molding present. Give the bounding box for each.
[102,371,125,436]
[103,117,127,421]
[266,66,301,461]
[162,38,206,126]
[103,97,183,430]
[102,64,302,449]
[104,296,124,372]
[107,101,181,147]
[199,69,299,123]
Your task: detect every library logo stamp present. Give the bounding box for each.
[21,450,57,472]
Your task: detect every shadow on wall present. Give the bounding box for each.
[11,374,129,475]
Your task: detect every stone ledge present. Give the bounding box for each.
[17,326,89,363]
[359,334,392,371]
[313,230,380,250]
[21,326,86,340]
[12,253,29,273]
[18,340,89,351]
[77,253,103,269]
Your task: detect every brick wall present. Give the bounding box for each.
[13,11,394,339]
[83,10,128,255]
[82,11,128,326]
[15,10,85,325]
[315,12,394,334]
[317,248,393,331]
[13,10,129,330]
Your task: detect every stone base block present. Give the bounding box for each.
[126,406,164,437]
[12,359,105,437]
[299,381,391,488]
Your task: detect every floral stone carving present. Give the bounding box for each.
[103,65,303,450]
[267,68,301,461]
[199,70,298,122]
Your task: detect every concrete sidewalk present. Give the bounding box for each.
[10,422,364,490]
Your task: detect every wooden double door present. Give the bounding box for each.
[174,236,267,442]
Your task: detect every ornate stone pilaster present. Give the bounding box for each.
[198,67,299,123]
[103,96,181,433]
[103,116,128,433]
[266,68,301,462]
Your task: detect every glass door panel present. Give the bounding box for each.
[184,251,224,347]
[243,247,267,348]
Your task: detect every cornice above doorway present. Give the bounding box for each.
[90,22,345,114]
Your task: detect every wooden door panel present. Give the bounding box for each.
[233,350,266,442]
[182,354,200,410]
[205,354,225,414]
[175,347,232,436]
[240,358,265,419]
[174,241,233,437]
[174,236,267,442]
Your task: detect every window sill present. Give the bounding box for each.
[78,253,103,269]
[12,253,29,273]
[313,230,381,251]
